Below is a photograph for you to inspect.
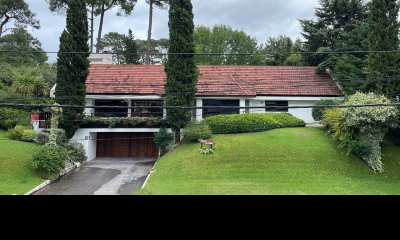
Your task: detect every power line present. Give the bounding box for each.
[1,102,399,110]
[1,49,400,55]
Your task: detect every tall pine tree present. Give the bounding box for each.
[367,0,400,97]
[165,0,198,143]
[124,29,140,64]
[56,0,89,139]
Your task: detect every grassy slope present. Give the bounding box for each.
[139,127,400,195]
[0,130,43,195]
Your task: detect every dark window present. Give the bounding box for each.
[95,100,128,117]
[265,101,288,112]
[132,100,164,117]
[203,99,240,118]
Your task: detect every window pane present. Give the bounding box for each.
[203,100,240,118]
[265,101,288,112]
[132,100,163,117]
[95,100,128,117]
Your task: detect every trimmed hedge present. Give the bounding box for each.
[203,113,305,134]
[184,122,212,142]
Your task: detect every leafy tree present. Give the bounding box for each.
[194,25,263,65]
[0,28,48,65]
[145,0,169,65]
[0,0,40,38]
[124,29,140,64]
[0,63,15,86]
[367,0,400,97]
[55,0,90,139]
[165,0,198,143]
[46,0,137,53]
[100,31,126,64]
[95,0,137,53]
[264,36,303,66]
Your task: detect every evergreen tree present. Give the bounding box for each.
[165,0,198,143]
[300,0,367,66]
[55,0,89,139]
[367,0,400,97]
[124,29,140,64]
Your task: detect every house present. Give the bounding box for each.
[41,63,344,161]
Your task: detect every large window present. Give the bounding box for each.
[203,99,240,118]
[132,100,164,117]
[265,101,288,112]
[95,100,128,117]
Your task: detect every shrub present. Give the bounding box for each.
[204,113,305,134]
[322,92,398,172]
[8,125,32,141]
[184,122,212,142]
[21,130,37,142]
[32,145,68,178]
[64,142,87,163]
[154,128,174,155]
[36,132,50,145]
[0,107,30,129]
[312,99,342,121]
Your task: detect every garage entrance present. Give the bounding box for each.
[96,133,159,158]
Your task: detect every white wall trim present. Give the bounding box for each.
[255,96,344,101]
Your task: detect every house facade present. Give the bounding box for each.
[44,64,344,161]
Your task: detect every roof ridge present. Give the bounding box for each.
[228,73,254,96]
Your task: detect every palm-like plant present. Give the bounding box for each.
[12,72,49,98]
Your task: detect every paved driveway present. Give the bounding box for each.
[34,158,156,195]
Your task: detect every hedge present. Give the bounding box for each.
[0,107,31,129]
[203,113,305,134]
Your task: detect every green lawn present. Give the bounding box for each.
[0,130,43,195]
[139,127,400,195]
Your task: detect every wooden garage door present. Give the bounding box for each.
[97,133,159,158]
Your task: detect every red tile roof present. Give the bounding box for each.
[86,65,343,97]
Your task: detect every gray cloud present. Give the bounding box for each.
[26,0,320,62]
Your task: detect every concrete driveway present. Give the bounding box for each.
[34,158,156,195]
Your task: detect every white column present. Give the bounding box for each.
[127,100,132,117]
[163,100,167,119]
[196,98,203,121]
[240,99,246,114]
[85,99,94,117]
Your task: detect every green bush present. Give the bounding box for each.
[322,92,398,172]
[154,128,174,155]
[0,107,30,129]
[204,113,305,134]
[312,99,342,121]
[21,130,37,142]
[184,122,212,142]
[36,132,49,145]
[64,142,87,163]
[32,145,68,178]
[8,125,32,141]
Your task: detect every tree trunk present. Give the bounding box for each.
[96,4,106,53]
[174,128,181,144]
[0,16,10,38]
[145,0,154,65]
[90,5,94,53]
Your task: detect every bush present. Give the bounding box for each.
[32,145,68,178]
[322,92,398,172]
[154,128,174,155]
[8,125,32,141]
[0,107,30,129]
[312,99,342,121]
[21,130,37,142]
[64,142,87,163]
[184,122,212,142]
[204,113,305,134]
[34,129,66,145]
[36,132,49,145]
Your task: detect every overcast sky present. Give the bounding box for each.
[26,0,320,62]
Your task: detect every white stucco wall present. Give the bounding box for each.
[250,100,266,113]
[71,128,161,161]
[288,100,318,123]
